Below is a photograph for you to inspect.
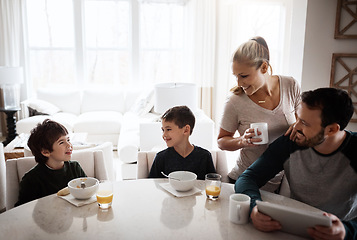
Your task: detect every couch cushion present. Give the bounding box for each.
[81,89,125,113]
[74,111,123,134]
[16,115,50,134]
[124,88,143,112]
[37,89,81,115]
[16,113,77,134]
[129,88,155,116]
[51,112,77,132]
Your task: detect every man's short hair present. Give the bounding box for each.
[161,106,195,134]
[301,87,353,130]
[27,119,69,164]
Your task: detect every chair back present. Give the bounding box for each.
[6,150,107,210]
[137,149,229,182]
[24,142,115,181]
[0,143,6,212]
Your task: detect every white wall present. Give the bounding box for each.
[301,0,357,131]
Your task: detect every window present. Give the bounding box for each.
[26,0,76,89]
[23,0,296,121]
[24,0,187,91]
[84,0,130,85]
[222,0,291,89]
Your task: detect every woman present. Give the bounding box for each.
[217,36,301,192]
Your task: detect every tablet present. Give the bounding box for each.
[256,200,332,238]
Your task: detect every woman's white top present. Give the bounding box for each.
[220,75,301,190]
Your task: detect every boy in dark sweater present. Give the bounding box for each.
[15,119,86,207]
[149,106,216,180]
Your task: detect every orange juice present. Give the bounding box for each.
[206,185,221,197]
[96,190,113,204]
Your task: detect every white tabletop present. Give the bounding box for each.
[0,179,319,240]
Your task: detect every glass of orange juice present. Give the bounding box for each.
[205,173,222,200]
[96,181,113,209]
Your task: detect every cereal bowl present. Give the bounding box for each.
[169,171,197,192]
[68,177,99,200]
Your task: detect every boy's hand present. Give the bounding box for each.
[307,213,345,240]
[250,206,282,232]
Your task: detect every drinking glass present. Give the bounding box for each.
[205,173,222,200]
[96,181,113,209]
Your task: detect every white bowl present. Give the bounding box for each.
[68,177,99,200]
[169,171,197,192]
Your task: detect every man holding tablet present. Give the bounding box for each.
[235,88,357,240]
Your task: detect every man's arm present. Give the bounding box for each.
[235,135,294,211]
[343,217,357,240]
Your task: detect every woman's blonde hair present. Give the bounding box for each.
[231,36,272,94]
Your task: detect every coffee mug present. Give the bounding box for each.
[229,194,251,224]
[250,122,269,144]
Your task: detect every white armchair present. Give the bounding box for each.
[137,149,229,182]
[24,142,115,181]
[6,150,108,210]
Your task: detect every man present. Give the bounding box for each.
[235,88,357,240]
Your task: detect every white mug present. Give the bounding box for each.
[250,122,269,145]
[229,194,251,224]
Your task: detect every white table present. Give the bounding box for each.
[0,179,320,240]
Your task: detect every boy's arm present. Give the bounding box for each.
[78,164,87,177]
[15,176,39,207]
[71,161,87,177]
[148,154,163,178]
[206,152,216,174]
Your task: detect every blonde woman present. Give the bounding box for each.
[217,37,301,192]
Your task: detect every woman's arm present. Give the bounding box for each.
[217,127,255,151]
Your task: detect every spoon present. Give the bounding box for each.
[161,171,181,181]
[81,181,86,189]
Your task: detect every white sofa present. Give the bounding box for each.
[17,87,216,167]
[17,87,156,147]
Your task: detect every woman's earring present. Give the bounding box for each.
[261,63,268,74]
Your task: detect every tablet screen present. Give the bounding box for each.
[256,200,332,238]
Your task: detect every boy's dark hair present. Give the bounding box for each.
[27,119,69,164]
[301,87,353,130]
[161,106,195,135]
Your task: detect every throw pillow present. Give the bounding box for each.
[28,107,48,116]
[130,88,155,116]
[27,99,61,116]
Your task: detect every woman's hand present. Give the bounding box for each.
[307,213,346,240]
[217,128,256,151]
[242,128,260,145]
[250,206,282,232]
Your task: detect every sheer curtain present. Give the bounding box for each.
[0,0,24,67]
[0,0,25,135]
[213,0,293,125]
[185,0,216,118]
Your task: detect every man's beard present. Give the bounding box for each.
[296,128,325,147]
